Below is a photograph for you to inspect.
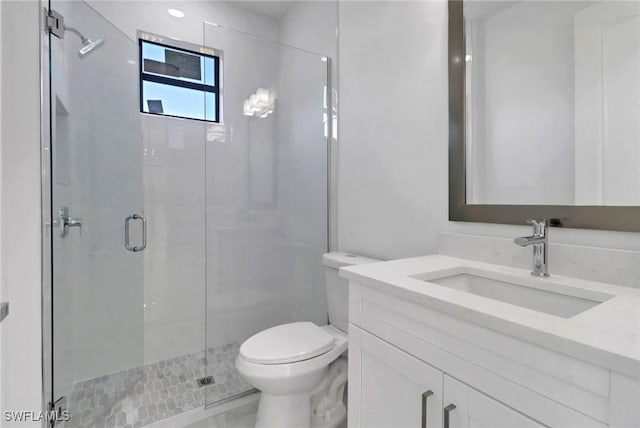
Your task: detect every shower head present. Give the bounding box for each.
[78,37,105,57]
[64,25,105,58]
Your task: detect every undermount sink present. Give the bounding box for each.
[415,268,615,318]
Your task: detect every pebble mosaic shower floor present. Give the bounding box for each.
[65,342,254,428]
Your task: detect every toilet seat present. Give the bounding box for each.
[236,325,348,385]
[240,322,336,365]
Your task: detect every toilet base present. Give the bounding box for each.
[311,357,348,428]
[254,358,348,428]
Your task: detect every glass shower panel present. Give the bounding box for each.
[49,1,144,426]
[203,23,329,405]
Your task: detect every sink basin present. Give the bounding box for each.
[415,268,614,318]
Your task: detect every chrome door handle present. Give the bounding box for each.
[59,207,82,238]
[421,390,433,428]
[444,404,456,428]
[125,214,146,252]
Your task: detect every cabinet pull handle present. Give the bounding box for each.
[421,390,433,428]
[444,404,456,428]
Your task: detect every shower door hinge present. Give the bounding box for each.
[47,396,68,427]
[45,9,65,39]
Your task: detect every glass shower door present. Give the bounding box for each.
[48,1,144,426]
[202,22,330,406]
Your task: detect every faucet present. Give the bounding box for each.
[514,219,549,277]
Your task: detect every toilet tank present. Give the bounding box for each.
[323,252,381,333]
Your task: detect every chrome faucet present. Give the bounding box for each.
[514,219,549,277]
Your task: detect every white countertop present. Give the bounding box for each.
[340,255,640,378]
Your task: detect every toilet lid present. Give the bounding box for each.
[240,322,336,365]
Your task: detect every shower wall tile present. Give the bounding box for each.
[144,319,205,364]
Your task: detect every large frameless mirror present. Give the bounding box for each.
[448,0,640,231]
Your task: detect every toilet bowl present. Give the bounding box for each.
[237,323,348,428]
[236,252,380,428]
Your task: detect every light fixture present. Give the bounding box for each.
[243,88,275,118]
[168,8,185,18]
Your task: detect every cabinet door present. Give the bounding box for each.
[442,375,545,428]
[349,326,443,428]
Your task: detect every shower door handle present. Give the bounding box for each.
[125,214,146,252]
[58,207,82,238]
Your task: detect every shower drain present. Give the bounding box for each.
[196,376,215,387]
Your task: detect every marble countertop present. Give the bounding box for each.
[340,255,640,378]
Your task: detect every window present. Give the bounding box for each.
[139,40,220,122]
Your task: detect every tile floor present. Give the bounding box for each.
[65,342,253,428]
[184,400,258,428]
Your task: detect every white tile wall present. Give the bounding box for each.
[141,115,206,364]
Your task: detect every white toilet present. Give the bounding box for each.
[236,252,379,428]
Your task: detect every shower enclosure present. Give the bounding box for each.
[42,1,331,426]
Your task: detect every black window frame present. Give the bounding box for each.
[139,39,221,123]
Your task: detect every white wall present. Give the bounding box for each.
[0,1,43,426]
[337,0,640,264]
[338,0,449,260]
[0,0,4,418]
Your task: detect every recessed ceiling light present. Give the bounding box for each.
[168,8,185,18]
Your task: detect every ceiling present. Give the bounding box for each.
[229,1,294,19]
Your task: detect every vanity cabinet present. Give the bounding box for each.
[350,326,543,428]
[351,326,443,428]
[347,281,637,428]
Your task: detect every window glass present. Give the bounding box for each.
[140,40,219,122]
[141,81,216,122]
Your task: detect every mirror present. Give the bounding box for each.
[448,0,640,231]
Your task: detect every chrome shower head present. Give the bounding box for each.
[64,25,105,58]
[78,37,105,57]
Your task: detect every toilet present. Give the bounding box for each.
[236,252,380,428]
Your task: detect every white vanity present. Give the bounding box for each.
[341,255,640,428]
